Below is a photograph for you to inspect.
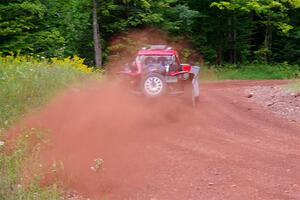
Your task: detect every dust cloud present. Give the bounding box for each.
[9,28,199,199]
[26,80,195,199]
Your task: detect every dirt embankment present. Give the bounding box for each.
[106,27,204,73]
[10,80,300,200]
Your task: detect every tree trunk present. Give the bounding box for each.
[264,25,272,63]
[233,14,237,65]
[216,46,223,65]
[228,17,233,64]
[264,14,272,63]
[233,29,237,64]
[216,17,223,65]
[93,0,102,67]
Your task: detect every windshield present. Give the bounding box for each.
[136,55,175,67]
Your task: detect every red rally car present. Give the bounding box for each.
[119,45,200,106]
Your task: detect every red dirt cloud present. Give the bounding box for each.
[8,80,300,200]
[19,80,195,199]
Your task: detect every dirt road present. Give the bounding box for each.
[22,80,300,200]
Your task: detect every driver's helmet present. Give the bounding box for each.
[165,56,173,65]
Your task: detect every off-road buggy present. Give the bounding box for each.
[119,45,200,106]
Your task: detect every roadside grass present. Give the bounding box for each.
[0,55,92,129]
[285,81,300,92]
[213,64,300,80]
[0,55,92,199]
[0,128,62,200]
[199,66,219,81]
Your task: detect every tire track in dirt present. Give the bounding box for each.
[14,80,300,200]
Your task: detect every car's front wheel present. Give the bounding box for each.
[141,73,166,98]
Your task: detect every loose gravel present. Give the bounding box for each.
[245,85,300,122]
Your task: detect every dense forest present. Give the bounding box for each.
[1,0,300,66]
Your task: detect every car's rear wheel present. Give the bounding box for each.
[141,73,166,97]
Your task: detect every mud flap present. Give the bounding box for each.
[191,66,200,97]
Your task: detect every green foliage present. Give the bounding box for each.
[27,29,66,58]
[254,47,272,63]
[160,4,199,34]
[0,0,46,53]
[181,48,193,63]
[210,0,297,34]
[0,0,300,66]
[210,0,300,63]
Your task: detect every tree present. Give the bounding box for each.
[93,0,102,67]
[1,0,300,65]
[211,0,300,62]
[0,0,46,54]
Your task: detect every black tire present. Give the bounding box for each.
[141,73,166,98]
[184,80,196,107]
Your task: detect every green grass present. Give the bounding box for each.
[0,55,91,200]
[285,81,300,92]
[199,66,219,81]
[0,56,90,129]
[0,128,62,200]
[214,64,300,80]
